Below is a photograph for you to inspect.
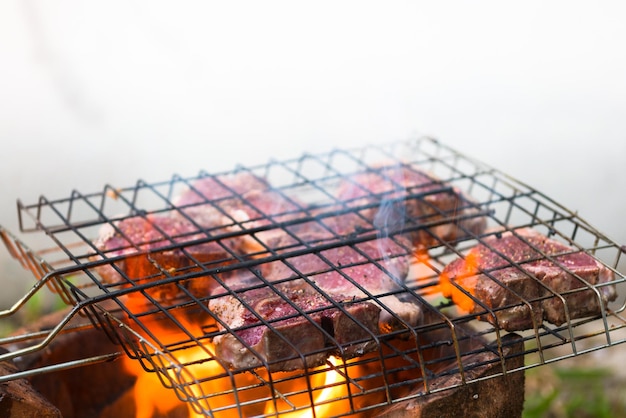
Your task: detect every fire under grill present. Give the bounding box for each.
[1,137,625,417]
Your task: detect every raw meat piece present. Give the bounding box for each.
[440,228,617,331]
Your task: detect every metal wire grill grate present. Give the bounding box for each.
[1,137,625,417]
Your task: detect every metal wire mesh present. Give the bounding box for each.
[1,137,625,417]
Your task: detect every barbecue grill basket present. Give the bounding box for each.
[1,137,625,417]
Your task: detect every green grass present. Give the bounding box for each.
[523,366,626,418]
[0,278,70,338]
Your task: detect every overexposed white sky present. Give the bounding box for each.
[1,1,625,299]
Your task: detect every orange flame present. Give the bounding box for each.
[121,310,378,418]
[120,249,439,417]
[439,251,480,312]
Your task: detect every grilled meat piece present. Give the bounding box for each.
[211,277,381,371]
[261,232,420,329]
[174,172,270,206]
[335,164,487,248]
[92,210,247,300]
[175,172,302,226]
[174,172,307,254]
[210,230,421,371]
[93,172,297,300]
[440,228,617,331]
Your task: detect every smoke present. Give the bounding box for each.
[373,189,407,239]
[371,165,411,286]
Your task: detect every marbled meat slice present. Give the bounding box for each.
[175,171,305,250]
[93,211,246,301]
[335,164,487,248]
[92,172,296,300]
[211,277,381,371]
[261,232,420,329]
[440,228,617,331]
[210,230,421,371]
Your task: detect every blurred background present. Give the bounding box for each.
[1,0,625,306]
[1,2,625,415]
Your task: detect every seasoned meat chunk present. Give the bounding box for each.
[210,230,422,371]
[92,172,294,300]
[335,164,487,248]
[261,232,420,329]
[92,210,246,300]
[440,228,617,331]
[211,277,381,371]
